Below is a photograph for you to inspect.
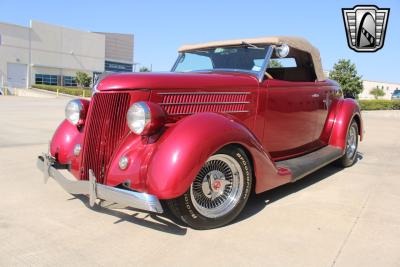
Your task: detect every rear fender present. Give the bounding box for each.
[329,98,363,149]
[142,112,291,199]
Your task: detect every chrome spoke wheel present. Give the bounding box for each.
[346,125,357,158]
[190,154,244,218]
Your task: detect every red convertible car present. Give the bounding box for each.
[37,36,363,229]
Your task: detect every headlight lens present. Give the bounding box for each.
[65,99,83,125]
[127,102,151,135]
[126,101,166,136]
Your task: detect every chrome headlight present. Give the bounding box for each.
[127,102,151,135]
[127,101,166,136]
[65,99,86,125]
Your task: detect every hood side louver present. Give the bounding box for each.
[158,92,250,115]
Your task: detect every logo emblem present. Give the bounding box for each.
[342,5,390,52]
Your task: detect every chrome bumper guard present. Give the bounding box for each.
[37,154,163,213]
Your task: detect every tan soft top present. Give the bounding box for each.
[179,36,325,81]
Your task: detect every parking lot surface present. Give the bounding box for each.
[0,96,399,266]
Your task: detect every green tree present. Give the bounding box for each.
[369,86,385,99]
[139,66,151,72]
[268,59,283,68]
[75,72,92,88]
[329,59,363,98]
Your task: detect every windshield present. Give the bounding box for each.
[172,45,271,74]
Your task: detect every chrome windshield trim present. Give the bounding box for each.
[171,53,183,72]
[257,45,274,82]
[171,45,274,82]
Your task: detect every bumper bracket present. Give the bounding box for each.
[37,154,163,213]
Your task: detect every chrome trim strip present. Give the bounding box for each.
[168,110,250,116]
[160,101,250,105]
[171,53,183,72]
[158,92,251,95]
[37,155,163,213]
[258,45,275,82]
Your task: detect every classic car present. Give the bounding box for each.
[37,36,363,229]
[391,89,400,100]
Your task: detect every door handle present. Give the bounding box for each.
[311,93,320,98]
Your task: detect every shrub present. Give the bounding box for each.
[358,100,400,110]
[33,84,91,97]
[76,72,92,87]
[369,87,385,99]
[139,66,151,72]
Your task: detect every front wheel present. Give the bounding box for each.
[166,146,252,230]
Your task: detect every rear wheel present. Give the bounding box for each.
[336,120,359,167]
[166,146,252,230]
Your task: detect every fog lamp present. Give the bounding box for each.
[119,156,129,170]
[73,144,81,156]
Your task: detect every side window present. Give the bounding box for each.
[175,53,213,72]
[268,58,297,68]
[266,48,317,82]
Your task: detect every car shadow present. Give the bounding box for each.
[67,152,363,232]
[233,152,364,225]
[69,194,188,236]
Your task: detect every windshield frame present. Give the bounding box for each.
[171,45,274,82]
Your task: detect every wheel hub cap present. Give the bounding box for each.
[346,126,357,158]
[191,154,244,218]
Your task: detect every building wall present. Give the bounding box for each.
[99,32,133,63]
[95,32,134,72]
[0,22,30,88]
[360,80,400,100]
[30,20,105,86]
[0,20,109,88]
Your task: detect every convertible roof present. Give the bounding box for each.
[178,36,325,81]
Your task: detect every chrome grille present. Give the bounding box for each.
[81,93,131,183]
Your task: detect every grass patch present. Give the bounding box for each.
[359,100,400,110]
[33,84,91,97]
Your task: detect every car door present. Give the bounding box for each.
[314,81,342,143]
[313,82,332,141]
[260,79,320,159]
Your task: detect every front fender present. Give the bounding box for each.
[144,112,290,199]
[329,98,363,149]
[50,119,83,178]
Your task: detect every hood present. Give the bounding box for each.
[97,72,259,91]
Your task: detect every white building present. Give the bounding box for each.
[0,20,134,89]
[360,80,400,100]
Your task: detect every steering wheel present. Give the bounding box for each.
[265,72,274,79]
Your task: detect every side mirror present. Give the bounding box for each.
[275,44,290,58]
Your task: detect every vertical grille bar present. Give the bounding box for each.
[81,93,131,183]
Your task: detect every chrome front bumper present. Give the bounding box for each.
[36,154,163,213]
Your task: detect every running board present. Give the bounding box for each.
[275,146,343,182]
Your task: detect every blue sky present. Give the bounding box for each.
[1,0,399,82]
